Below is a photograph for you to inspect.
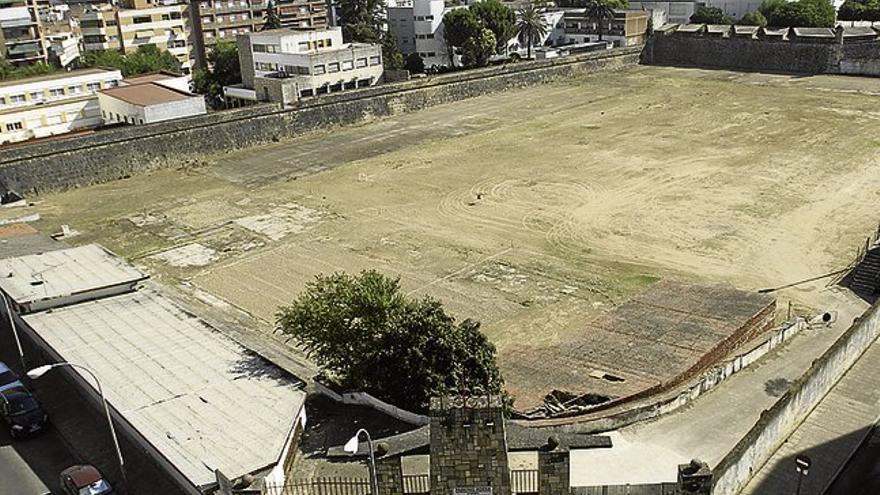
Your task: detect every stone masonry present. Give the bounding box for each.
[376,456,405,495]
[429,396,511,495]
[537,445,570,495]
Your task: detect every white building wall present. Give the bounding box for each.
[628,1,696,25]
[142,96,206,123]
[0,99,101,144]
[97,93,146,124]
[703,0,762,19]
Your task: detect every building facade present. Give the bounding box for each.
[627,1,695,25]
[98,79,207,125]
[387,0,451,68]
[228,27,383,104]
[562,9,649,47]
[0,0,47,65]
[0,68,122,145]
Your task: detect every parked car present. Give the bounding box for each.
[60,465,113,495]
[0,389,48,438]
[0,361,24,394]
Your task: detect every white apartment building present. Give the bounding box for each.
[98,79,206,125]
[506,10,566,56]
[46,31,80,67]
[0,68,123,145]
[227,27,383,104]
[627,1,696,25]
[388,0,451,68]
[1,0,47,64]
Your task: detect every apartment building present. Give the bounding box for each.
[190,0,327,67]
[388,0,451,68]
[81,0,195,74]
[226,27,382,104]
[0,0,47,65]
[98,73,206,125]
[0,68,122,145]
[562,9,649,47]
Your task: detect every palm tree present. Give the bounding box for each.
[263,0,282,31]
[516,5,548,59]
[585,0,616,41]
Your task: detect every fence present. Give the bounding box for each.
[827,221,880,287]
[402,474,430,494]
[267,477,371,495]
[570,483,679,495]
[511,469,539,494]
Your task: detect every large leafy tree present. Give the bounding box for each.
[193,40,241,105]
[516,5,549,59]
[0,60,55,81]
[470,0,517,53]
[737,10,768,26]
[462,28,497,67]
[336,0,385,42]
[443,8,481,66]
[404,52,425,73]
[263,0,282,30]
[585,0,617,40]
[381,31,404,70]
[760,0,835,26]
[276,270,506,411]
[690,5,733,23]
[837,0,880,21]
[82,45,179,77]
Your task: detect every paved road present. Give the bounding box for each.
[0,422,73,495]
[827,424,880,495]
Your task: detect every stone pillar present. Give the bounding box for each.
[537,446,570,495]
[678,459,712,494]
[429,396,511,495]
[376,456,404,495]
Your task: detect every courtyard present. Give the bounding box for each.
[14,65,880,411]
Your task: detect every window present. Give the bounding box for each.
[355,57,367,68]
[216,15,224,21]
[426,33,434,39]
[6,122,23,131]
[327,62,339,73]
[87,82,101,92]
[9,94,26,104]
[427,52,436,57]
[425,15,433,20]
[415,15,424,20]
[102,110,106,118]
[106,19,117,26]
[133,15,152,24]
[313,64,325,75]
[342,60,353,71]
[170,12,181,19]
[369,56,380,65]
[161,13,170,20]
[298,41,309,51]
[68,85,82,95]
[202,16,212,23]
[205,31,214,38]
[29,91,43,102]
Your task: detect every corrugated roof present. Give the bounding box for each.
[100,82,193,107]
[22,288,306,488]
[0,244,148,311]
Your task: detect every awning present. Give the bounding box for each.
[134,30,154,39]
[7,41,40,55]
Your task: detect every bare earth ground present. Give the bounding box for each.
[14,66,880,409]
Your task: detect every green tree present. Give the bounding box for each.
[336,0,385,42]
[81,49,127,72]
[263,0,282,30]
[0,60,55,81]
[470,0,517,53]
[758,0,787,18]
[192,40,240,105]
[82,45,179,77]
[764,0,835,26]
[585,0,617,40]
[381,31,404,70]
[738,10,768,25]
[404,52,425,73]
[516,5,549,59]
[462,27,496,66]
[443,8,481,66]
[276,270,506,411]
[689,5,733,23]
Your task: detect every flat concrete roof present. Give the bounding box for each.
[0,244,148,312]
[100,82,193,107]
[0,223,63,260]
[0,68,119,89]
[22,288,306,489]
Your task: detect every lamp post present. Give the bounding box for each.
[794,453,811,495]
[0,291,25,371]
[344,429,379,495]
[28,363,127,486]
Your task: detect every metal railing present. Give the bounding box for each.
[511,469,539,494]
[402,474,430,494]
[267,477,371,495]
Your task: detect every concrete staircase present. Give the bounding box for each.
[851,246,880,297]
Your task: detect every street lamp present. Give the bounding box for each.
[0,290,26,371]
[28,363,127,486]
[794,453,811,495]
[344,429,379,495]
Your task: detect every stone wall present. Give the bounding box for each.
[712,302,880,494]
[0,47,641,195]
[376,457,405,495]
[537,449,570,495]
[643,28,880,76]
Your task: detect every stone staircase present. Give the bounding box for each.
[851,246,880,297]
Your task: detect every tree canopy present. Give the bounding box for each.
[82,45,180,77]
[585,0,618,40]
[689,5,733,24]
[193,40,241,106]
[737,10,768,26]
[263,0,282,30]
[381,31,404,70]
[470,0,517,53]
[837,0,880,21]
[516,4,549,59]
[404,52,426,73]
[276,270,506,411]
[336,0,385,42]
[461,27,497,67]
[0,60,55,82]
[759,0,835,26]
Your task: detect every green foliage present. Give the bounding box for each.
[556,0,627,7]
[760,0,835,26]
[263,0,282,30]
[516,4,549,59]
[276,270,507,411]
[404,52,426,73]
[689,5,733,23]
[837,0,880,21]
[443,8,482,48]
[192,40,240,105]
[336,0,385,42]
[82,45,179,77]
[381,31,404,70]
[585,0,618,40]
[470,0,517,52]
[0,60,56,81]
[462,28,497,66]
[737,10,768,25]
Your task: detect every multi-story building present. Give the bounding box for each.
[627,1,695,25]
[225,26,382,104]
[190,0,327,67]
[80,0,195,74]
[562,9,649,47]
[0,68,122,145]
[0,0,47,65]
[98,72,206,125]
[388,0,452,68]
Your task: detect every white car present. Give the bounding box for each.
[0,361,24,394]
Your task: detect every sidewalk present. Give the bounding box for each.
[741,332,880,494]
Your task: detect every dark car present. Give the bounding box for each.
[0,361,24,394]
[60,465,113,495]
[0,389,48,438]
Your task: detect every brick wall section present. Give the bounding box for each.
[0,47,641,195]
[376,457,405,495]
[429,396,511,495]
[537,449,570,495]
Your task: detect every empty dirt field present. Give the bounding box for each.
[15,66,880,409]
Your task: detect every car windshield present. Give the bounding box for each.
[0,370,17,386]
[78,479,112,495]
[8,396,38,415]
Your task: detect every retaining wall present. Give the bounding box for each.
[712,303,880,494]
[0,47,640,195]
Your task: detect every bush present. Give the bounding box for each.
[690,5,733,24]
[761,0,835,26]
[404,52,425,73]
[738,10,768,26]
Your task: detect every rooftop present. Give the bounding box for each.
[121,71,182,86]
[0,68,120,89]
[100,82,194,107]
[22,287,307,488]
[0,244,147,312]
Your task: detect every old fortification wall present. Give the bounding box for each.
[712,303,880,494]
[643,26,880,76]
[0,47,640,195]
